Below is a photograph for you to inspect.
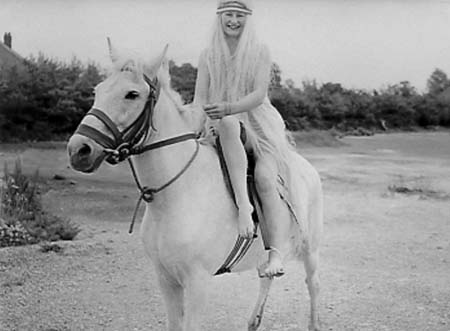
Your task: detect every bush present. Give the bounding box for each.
[0,158,80,247]
[0,55,103,142]
[1,56,449,142]
[0,221,33,247]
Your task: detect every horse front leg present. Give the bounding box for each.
[157,270,185,331]
[248,277,273,331]
[183,270,210,331]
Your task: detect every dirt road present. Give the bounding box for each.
[1,132,449,331]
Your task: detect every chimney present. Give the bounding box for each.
[3,32,12,48]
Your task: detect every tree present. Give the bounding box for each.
[427,68,450,95]
[0,54,105,141]
[169,61,197,103]
[269,62,282,92]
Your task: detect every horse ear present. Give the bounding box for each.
[107,37,119,63]
[145,44,169,78]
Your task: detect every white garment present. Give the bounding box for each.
[202,44,293,173]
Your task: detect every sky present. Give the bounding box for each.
[1,0,450,91]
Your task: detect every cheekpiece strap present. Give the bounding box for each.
[73,73,162,167]
[216,1,252,15]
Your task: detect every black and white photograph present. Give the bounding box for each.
[1,1,449,330]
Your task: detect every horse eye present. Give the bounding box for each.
[125,91,140,100]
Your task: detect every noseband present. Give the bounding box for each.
[75,75,160,165]
[74,74,199,233]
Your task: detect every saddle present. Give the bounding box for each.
[213,123,297,275]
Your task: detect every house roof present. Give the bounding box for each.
[0,41,26,69]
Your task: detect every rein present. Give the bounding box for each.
[74,74,199,233]
[127,134,199,233]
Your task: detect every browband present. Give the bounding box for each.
[216,1,252,15]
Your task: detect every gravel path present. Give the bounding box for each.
[1,132,449,331]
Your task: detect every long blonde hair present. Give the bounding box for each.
[205,10,265,103]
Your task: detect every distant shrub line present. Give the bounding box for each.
[0,54,102,142]
[1,55,449,142]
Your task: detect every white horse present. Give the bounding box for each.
[67,42,323,331]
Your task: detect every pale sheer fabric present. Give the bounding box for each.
[198,14,294,176]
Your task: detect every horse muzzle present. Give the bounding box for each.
[67,134,106,173]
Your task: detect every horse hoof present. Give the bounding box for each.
[248,315,262,331]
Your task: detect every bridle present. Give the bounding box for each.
[75,75,161,165]
[74,74,199,233]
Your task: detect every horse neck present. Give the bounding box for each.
[132,88,195,193]
[151,88,189,139]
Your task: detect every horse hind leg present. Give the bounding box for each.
[304,251,321,331]
[248,277,273,331]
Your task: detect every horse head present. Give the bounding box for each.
[67,39,168,173]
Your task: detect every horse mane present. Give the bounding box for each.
[109,52,181,103]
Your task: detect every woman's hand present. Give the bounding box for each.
[203,103,231,119]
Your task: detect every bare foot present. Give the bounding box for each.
[258,248,285,278]
[238,210,254,239]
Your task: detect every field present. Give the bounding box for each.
[1,131,449,331]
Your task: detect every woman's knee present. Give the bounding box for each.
[217,116,240,137]
[255,160,277,194]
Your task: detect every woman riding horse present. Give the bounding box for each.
[194,0,295,278]
[67,1,323,330]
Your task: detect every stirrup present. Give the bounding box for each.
[257,247,285,278]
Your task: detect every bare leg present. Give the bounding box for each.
[304,251,321,331]
[255,156,290,277]
[248,277,273,331]
[217,117,254,238]
[157,271,185,331]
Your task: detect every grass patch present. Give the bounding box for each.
[291,129,346,148]
[0,141,66,153]
[388,185,450,200]
[0,158,80,247]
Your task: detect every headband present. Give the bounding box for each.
[216,1,252,15]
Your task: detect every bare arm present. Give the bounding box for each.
[229,45,271,114]
[204,45,272,119]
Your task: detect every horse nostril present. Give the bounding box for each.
[79,143,92,157]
